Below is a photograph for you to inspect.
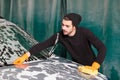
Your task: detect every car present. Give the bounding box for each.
[0,18,108,80]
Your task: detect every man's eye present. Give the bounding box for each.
[66,25,70,28]
[61,24,70,28]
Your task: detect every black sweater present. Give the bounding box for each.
[29,27,106,66]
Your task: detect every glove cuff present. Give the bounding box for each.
[26,52,30,57]
[22,53,30,60]
[92,62,100,69]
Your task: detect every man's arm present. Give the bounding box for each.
[78,28,106,75]
[85,29,106,64]
[13,33,58,64]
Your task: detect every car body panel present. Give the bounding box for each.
[0,56,108,80]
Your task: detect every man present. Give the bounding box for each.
[13,13,106,75]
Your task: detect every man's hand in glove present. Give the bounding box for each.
[13,52,30,65]
[78,62,100,75]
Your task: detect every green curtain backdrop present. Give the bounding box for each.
[0,0,120,80]
[0,0,61,42]
[66,0,120,80]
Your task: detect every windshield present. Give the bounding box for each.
[0,19,49,65]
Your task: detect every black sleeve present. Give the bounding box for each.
[84,29,106,64]
[29,33,57,55]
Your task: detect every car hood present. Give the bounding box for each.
[0,55,108,80]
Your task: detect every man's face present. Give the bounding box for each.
[61,19,76,36]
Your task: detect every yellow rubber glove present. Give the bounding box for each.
[78,62,100,75]
[13,52,30,65]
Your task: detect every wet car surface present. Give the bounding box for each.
[0,18,108,80]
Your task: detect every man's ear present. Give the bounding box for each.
[73,26,76,29]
